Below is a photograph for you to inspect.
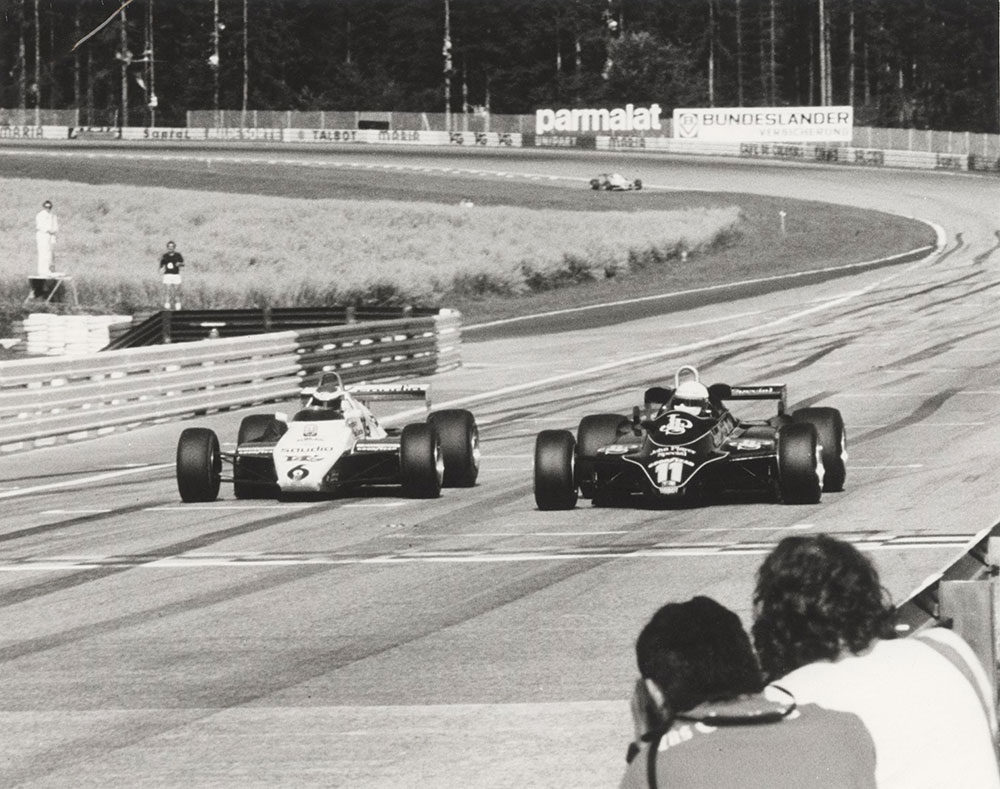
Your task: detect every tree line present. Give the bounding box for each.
[0,0,997,133]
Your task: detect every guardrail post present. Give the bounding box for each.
[346,306,356,323]
[161,310,172,344]
[989,537,1000,694]
[263,305,273,331]
[940,580,997,702]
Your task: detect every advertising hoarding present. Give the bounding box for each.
[674,106,853,142]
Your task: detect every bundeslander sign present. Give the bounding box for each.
[536,103,663,136]
[674,106,853,142]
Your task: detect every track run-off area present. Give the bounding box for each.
[1,145,999,787]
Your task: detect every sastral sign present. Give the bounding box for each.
[536,103,663,135]
[673,106,853,142]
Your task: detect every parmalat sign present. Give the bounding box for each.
[535,103,663,135]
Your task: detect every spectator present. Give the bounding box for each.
[753,534,1000,789]
[35,199,58,275]
[158,240,184,310]
[620,595,876,788]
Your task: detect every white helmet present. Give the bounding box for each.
[311,389,344,412]
[672,381,710,416]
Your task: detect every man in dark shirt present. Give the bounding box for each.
[158,240,185,310]
[619,596,877,788]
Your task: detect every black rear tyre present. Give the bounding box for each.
[429,409,480,487]
[792,407,847,492]
[234,415,284,499]
[534,430,578,510]
[177,428,222,503]
[576,414,627,498]
[777,423,821,504]
[238,414,286,445]
[400,423,443,498]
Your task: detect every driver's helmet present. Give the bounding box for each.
[310,389,344,415]
[671,381,711,417]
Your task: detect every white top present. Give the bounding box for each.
[35,208,58,235]
[773,630,1000,789]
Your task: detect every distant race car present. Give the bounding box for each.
[589,172,642,191]
[176,373,480,502]
[533,365,846,509]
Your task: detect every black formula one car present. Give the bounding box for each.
[533,365,846,509]
[589,172,642,191]
[176,373,480,502]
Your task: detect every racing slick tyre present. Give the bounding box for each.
[534,430,578,510]
[176,427,222,503]
[776,422,822,504]
[590,178,600,190]
[428,409,480,488]
[792,407,847,492]
[576,414,628,499]
[234,415,285,499]
[633,178,642,190]
[400,423,443,498]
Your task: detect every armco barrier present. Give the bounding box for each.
[895,524,1000,696]
[11,123,997,175]
[0,312,462,451]
[596,136,972,171]
[105,305,443,349]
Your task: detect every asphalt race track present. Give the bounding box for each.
[1,145,999,787]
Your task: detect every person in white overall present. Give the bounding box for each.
[35,200,58,275]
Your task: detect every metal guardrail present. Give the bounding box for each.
[0,312,462,451]
[104,306,443,349]
[895,524,1000,698]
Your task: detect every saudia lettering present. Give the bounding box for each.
[535,103,662,135]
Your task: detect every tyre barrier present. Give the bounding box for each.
[0,312,462,452]
[22,312,133,356]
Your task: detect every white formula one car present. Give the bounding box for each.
[176,373,480,501]
[589,172,642,191]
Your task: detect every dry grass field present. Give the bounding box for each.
[0,155,936,331]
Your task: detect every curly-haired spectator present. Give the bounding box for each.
[753,534,999,788]
[619,595,877,788]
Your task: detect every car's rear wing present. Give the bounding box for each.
[711,383,787,415]
[347,383,430,409]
